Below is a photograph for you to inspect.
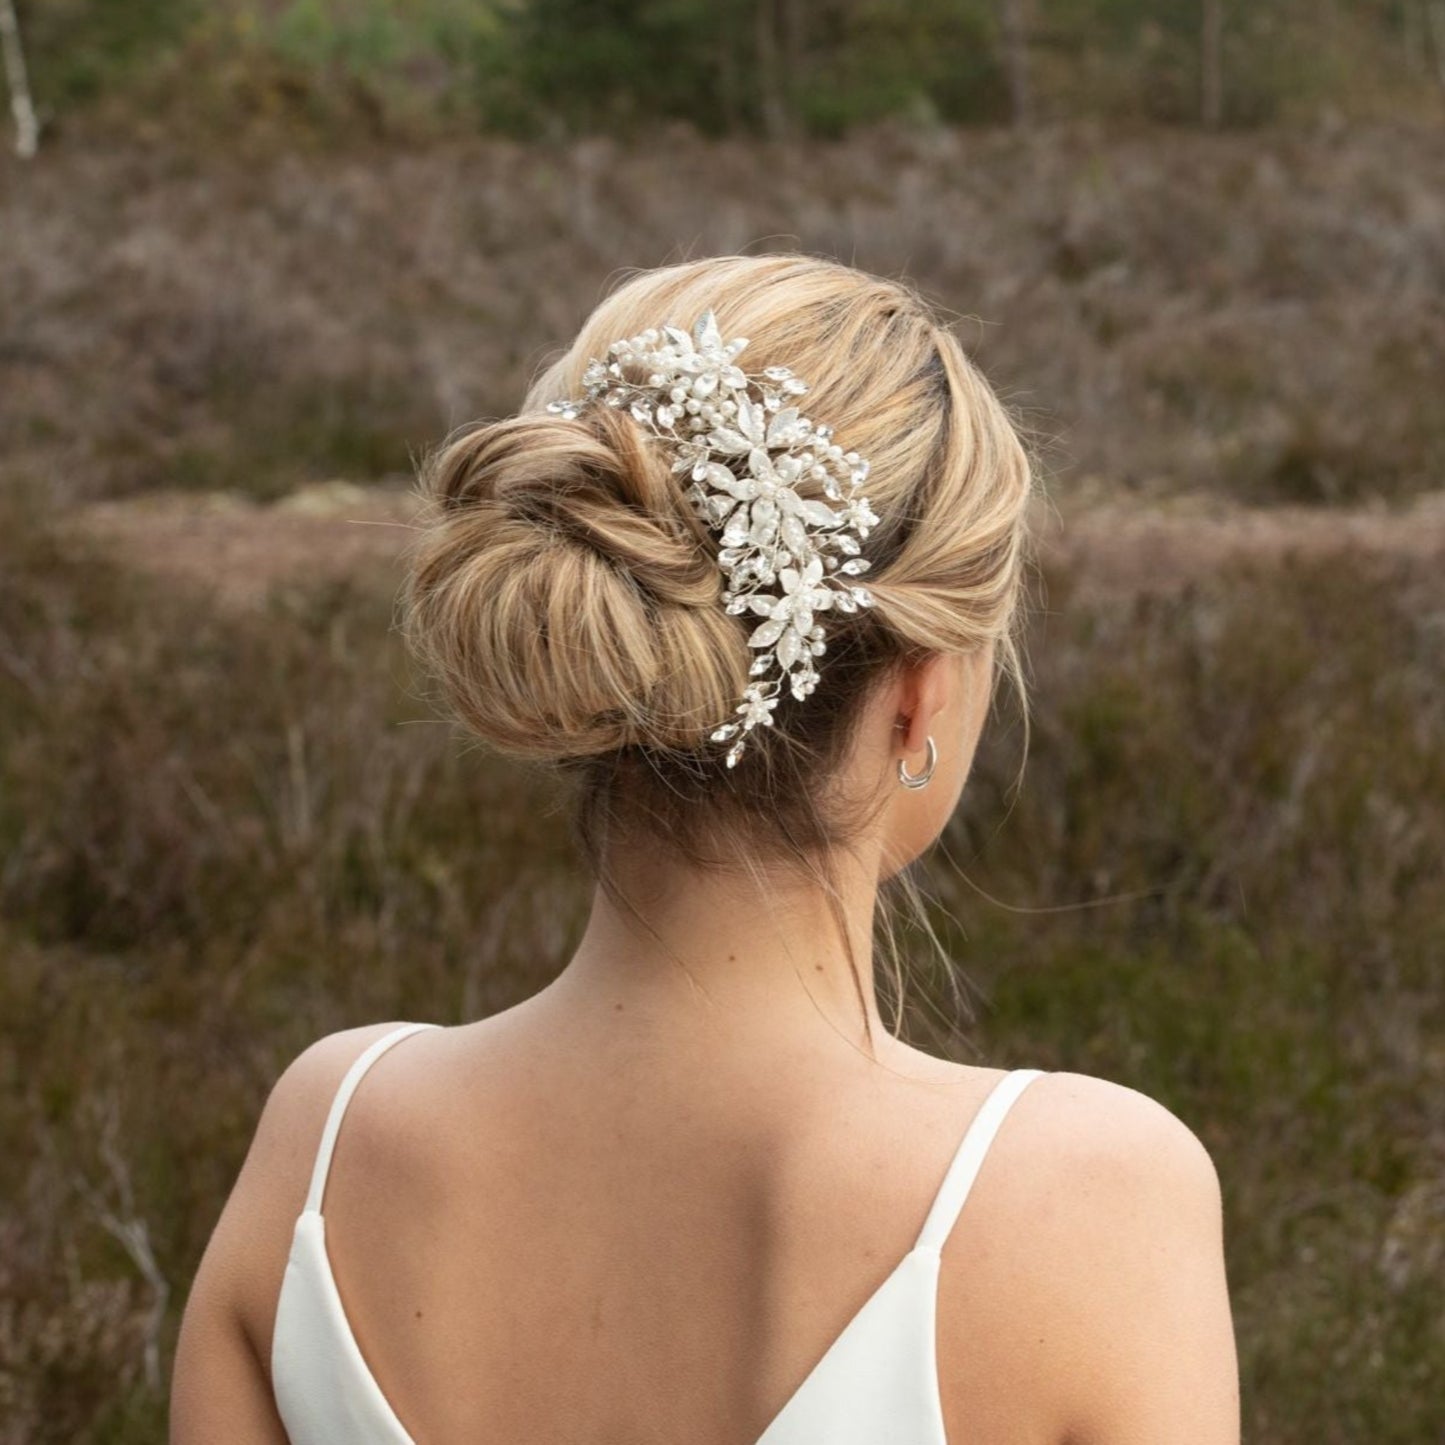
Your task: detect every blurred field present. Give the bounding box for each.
[4,123,1445,511]
[2,118,1444,1442]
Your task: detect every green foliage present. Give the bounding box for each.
[491,0,730,134]
[491,0,1011,137]
[260,0,503,107]
[20,0,198,107]
[790,0,1008,134]
[8,0,1440,143]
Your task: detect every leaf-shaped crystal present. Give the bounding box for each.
[746,451,775,488]
[694,311,723,352]
[708,426,751,455]
[767,407,806,446]
[797,499,840,527]
[749,617,788,649]
[703,462,755,500]
[734,394,765,445]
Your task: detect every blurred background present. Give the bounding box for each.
[1,3,1442,1442]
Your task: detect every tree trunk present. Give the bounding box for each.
[1427,1,1445,93]
[754,0,788,140]
[1402,0,1425,75]
[781,0,805,128]
[1201,0,1224,128]
[0,0,39,159]
[1002,0,1032,128]
[717,20,740,133]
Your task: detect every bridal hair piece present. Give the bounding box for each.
[545,310,881,768]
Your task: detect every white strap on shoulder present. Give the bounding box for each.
[303,1022,440,1215]
[914,1068,1046,1253]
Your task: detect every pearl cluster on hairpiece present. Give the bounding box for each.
[546,310,880,767]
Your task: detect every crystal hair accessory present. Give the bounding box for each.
[546,310,881,768]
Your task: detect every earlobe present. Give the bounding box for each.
[895,652,953,758]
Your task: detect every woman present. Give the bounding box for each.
[171,254,1239,1443]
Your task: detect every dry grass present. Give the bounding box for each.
[1,122,1443,1441]
[1,471,1442,1440]
[57,479,1445,616]
[2,123,1443,513]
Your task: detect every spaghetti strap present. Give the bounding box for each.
[913,1068,1046,1254]
[302,1022,441,1216]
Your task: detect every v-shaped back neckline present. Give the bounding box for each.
[751,1243,941,1444]
[288,1212,939,1445]
[271,1024,1047,1445]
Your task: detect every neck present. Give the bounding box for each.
[534,837,894,1060]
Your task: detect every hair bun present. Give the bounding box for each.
[402,407,754,761]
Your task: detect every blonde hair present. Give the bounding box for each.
[402,254,1036,1053]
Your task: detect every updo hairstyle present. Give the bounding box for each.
[402,254,1036,1045]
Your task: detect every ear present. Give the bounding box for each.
[892,652,954,756]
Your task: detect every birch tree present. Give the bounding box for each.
[0,0,38,158]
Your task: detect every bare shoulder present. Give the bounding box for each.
[193,1023,420,1350]
[170,1021,420,1440]
[994,1068,1227,1315]
[1026,1068,1222,1204]
[955,1068,1238,1445]
[904,1053,1220,1200]
[247,1022,423,1204]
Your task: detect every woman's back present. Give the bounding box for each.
[192,1001,1236,1445]
[170,256,1237,1442]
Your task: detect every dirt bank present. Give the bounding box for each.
[68,482,1445,614]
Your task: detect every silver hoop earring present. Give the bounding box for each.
[897,735,938,790]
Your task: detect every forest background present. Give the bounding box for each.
[1,2,1442,1441]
